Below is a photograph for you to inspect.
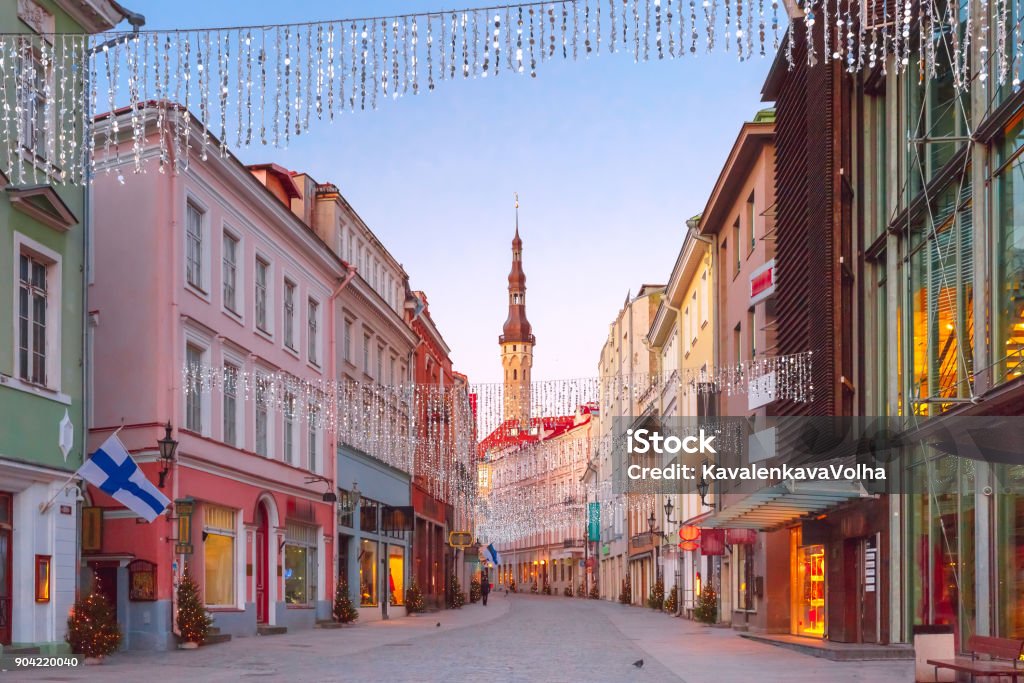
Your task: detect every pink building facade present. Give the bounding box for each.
[86,107,345,649]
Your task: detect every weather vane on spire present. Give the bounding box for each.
[514,192,519,232]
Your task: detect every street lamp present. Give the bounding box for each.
[157,422,178,489]
[305,474,337,503]
[648,511,661,582]
[697,477,710,507]
[664,497,675,524]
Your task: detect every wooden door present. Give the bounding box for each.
[256,505,268,624]
[0,493,11,645]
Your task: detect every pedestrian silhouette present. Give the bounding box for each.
[481,570,491,607]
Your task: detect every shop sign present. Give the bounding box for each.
[587,502,600,541]
[727,528,757,545]
[749,259,776,305]
[448,531,472,548]
[701,528,726,556]
[128,559,157,601]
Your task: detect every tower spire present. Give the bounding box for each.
[500,193,534,425]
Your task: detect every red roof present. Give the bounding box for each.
[477,405,594,459]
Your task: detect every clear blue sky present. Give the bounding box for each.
[122,1,775,384]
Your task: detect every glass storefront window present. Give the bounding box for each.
[995,120,1024,383]
[995,464,1024,637]
[204,532,234,606]
[360,539,377,606]
[907,181,974,416]
[795,545,825,637]
[907,451,976,647]
[388,546,404,606]
[735,544,755,611]
[285,544,318,605]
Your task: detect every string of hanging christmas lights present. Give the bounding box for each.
[1,0,1014,184]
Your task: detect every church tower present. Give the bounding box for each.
[500,197,535,426]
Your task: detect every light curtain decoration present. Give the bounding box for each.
[183,350,812,543]
[0,0,1009,183]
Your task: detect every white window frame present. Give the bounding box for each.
[362,332,371,376]
[202,505,241,609]
[16,40,53,161]
[343,317,353,364]
[700,269,710,327]
[307,297,321,368]
[184,196,210,298]
[221,228,242,319]
[12,233,62,394]
[283,522,320,606]
[307,403,320,473]
[254,370,272,457]
[283,278,298,353]
[184,332,211,436]
[283,391,296,465]
[254,255,272,336]
[222,355,244,448]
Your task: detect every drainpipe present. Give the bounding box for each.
[328,263,357,592]
[168,113,181,643]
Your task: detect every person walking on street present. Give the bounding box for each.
[481,570,491,606]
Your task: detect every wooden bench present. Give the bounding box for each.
[927,635,1024,682]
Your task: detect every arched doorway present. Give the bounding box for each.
[255,502,269,625]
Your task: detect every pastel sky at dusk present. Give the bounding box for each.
[121,1,774,384]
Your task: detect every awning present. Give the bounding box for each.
[700,479,873,531]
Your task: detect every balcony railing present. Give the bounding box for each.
[563,538,586,548]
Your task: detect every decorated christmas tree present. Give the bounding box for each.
[618,573,632,604]
[664,585,678,614]
[589,583,600,599]
[577,582,586,598]
[447,574,465,609]
[332,578,359,624]
[405,581,425,614]
[176,570,213,645]
[563,584,574,597]
[66,588,122,658]
[530,581,538,593]
[470,578,482,603]
[647,578,665,610]
[542,580,551,595]
[694,585,719,624]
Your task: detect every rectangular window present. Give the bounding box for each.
[701,270,710,325]
[222,233,239,313]
[255,258,269,332]
[18,44,48,153]
[203,506,236,607]
[747,192,756,254]
[389,356,396,386]
[359,538,377,606]
[748,309,756,360]
[283,280,296,350]
[186,202,204,290]
[283,393,296,465]
[732,220,741,276]
[255,376,268,457]
[307,404,319,472]
[186,344,204,432]
[223,362,238,446]
[307,298,319,366]
[376,345,384,382]
[343,318,352,362]
[363,334,371,375]
[17,253,47,385]
[736,543,755,610]
[691,291,699,345]
[285,523,319,606]
[733,323,742,366]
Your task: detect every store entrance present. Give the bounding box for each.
[794,544,826,638]
[0,493,12,645]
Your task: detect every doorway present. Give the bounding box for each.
[256,503,269,624]
[0,493,11,645]
[93,566,119,623]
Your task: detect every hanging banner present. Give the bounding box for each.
[701,528,726,556]
[587,502,600,541]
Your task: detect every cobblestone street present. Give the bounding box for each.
[6,594,914,682]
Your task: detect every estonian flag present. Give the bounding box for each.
[78,434,171,522]
[485,543,500,566]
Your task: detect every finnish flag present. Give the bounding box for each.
[78,434,171,522]
[485,543,500,566]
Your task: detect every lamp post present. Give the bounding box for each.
[647,511,660,583]
[157,422,178,489]
[663,497,683,617]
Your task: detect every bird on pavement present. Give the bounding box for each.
[436,622,441,627]
[633,659,644,669]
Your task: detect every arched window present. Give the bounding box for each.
[513,369,518,380]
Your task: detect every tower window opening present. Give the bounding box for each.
[513,369,518,380]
